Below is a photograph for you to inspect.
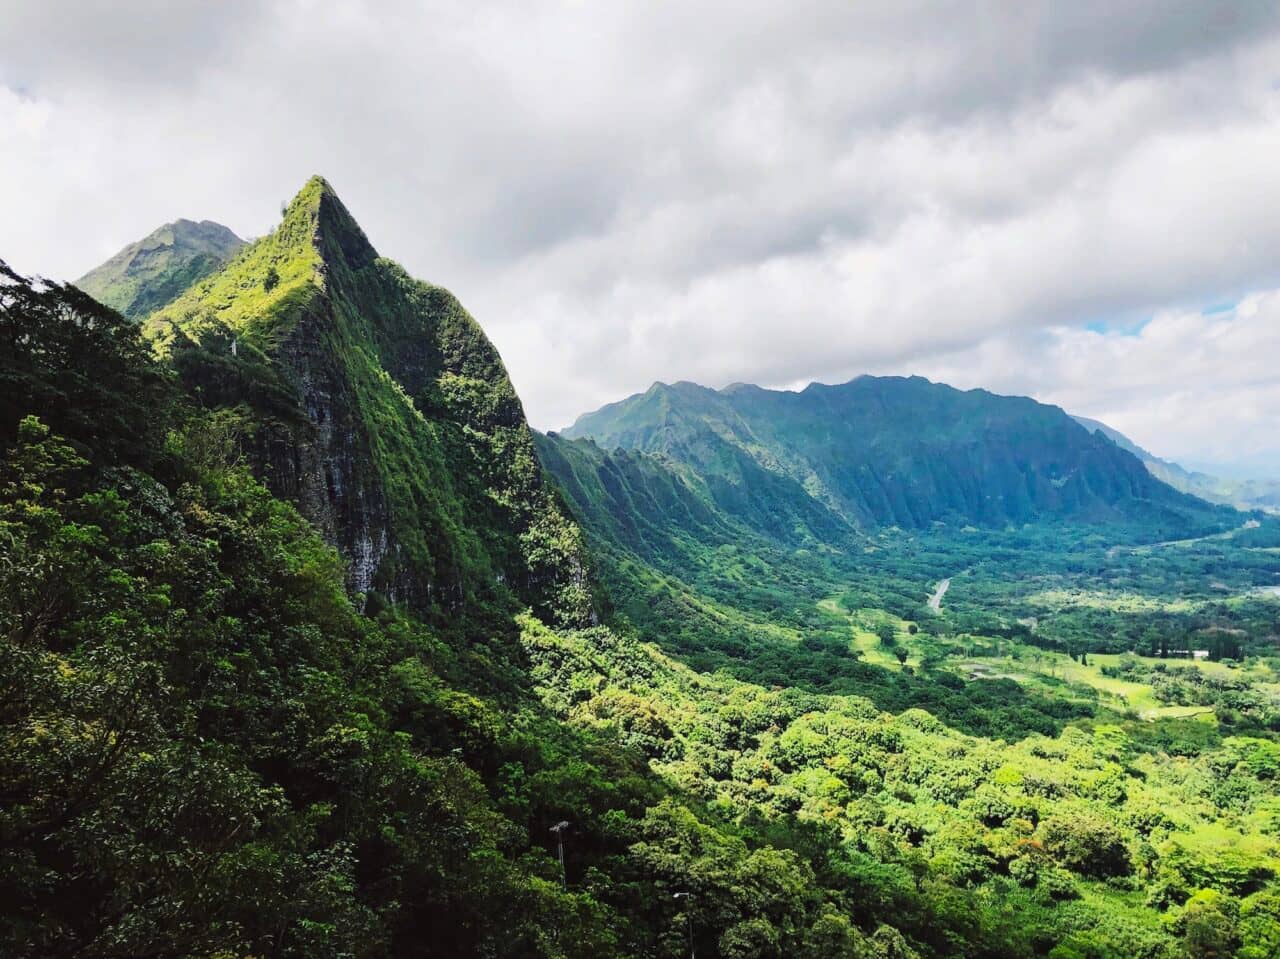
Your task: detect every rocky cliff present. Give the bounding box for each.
[143,177,592,623]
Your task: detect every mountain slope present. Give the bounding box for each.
[8,218,1280,958]
[75,218,244,318]
[565,376,1225,536]
[533,431,754,568]
[141,177,591,623]
[1074,414,1280,513]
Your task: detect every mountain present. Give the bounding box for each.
[563,376,1224,537]
[1074,414,1280,513]
[539,378,1240,730]
[75,218,244,318]
[7,187,1280,958]
[136,176,592,623]
[1,253,651,956]
[533,430,755,568]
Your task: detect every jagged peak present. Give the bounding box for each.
[278,175,378,270]
[281,174,338,216]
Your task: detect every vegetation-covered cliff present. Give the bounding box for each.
[564,378,1224,538]
[144,177,592,625]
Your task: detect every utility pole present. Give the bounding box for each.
[673,892,695,959]
[549,821,571,887]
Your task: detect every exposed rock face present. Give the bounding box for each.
[142,176,594,624]
[259,303,405,602]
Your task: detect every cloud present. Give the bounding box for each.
[2,1,1279,474]
[897,294,1280,473]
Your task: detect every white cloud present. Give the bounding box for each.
[1,1,1279,474]
[898,294,1280,472]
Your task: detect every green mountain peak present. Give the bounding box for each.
[137,178,594,621]
[146,175,372,347]
[279,174,378,271]
[75,217,244,319]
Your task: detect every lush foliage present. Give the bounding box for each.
[146,177,593,624]
[5,174,1280,959]
[539,417,1280,956]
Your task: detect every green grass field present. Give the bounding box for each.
[821,591,1280,724]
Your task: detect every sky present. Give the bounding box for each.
[3,1,1279,475]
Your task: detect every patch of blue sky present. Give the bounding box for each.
[1201,299,1238,316]
[1084,316,1152,337]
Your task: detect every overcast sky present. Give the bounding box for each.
[3,1,1279,474]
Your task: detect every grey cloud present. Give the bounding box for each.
[3,1,1280,474]
[0,1,273,92]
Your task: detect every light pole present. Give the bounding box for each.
[549,821,571,887]
[673,892,695,959]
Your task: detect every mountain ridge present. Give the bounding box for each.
[562,374,1227,538]
[1073,413,1280,513]
[140,175,594,623]
[75,216,244,318]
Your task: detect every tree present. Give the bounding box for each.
[1175,889,1240,959]
[1,260,172,462]
[1039,812,1131,878]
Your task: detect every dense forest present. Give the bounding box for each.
[3,179,1279,958]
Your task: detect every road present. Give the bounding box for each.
[927,578,951,613]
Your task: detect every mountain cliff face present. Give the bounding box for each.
[142,177,592,623]
[533,431,764,568]
[75,218,244,318]
[563,376,1217,535]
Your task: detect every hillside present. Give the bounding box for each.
[1074,415,1280,514]
[565,377,1224,537]
[74,218,244,318]
[141,177,592,624]
[5,182,1280,959]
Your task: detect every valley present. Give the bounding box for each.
[3,179,1279,959]
[540,398,1280,955]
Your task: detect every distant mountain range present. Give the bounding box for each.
[555,377,1227,544]
[1072,415,1280,513]
[75,218,244,318]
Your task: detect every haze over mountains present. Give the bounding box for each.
[1073,415,1280,514]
